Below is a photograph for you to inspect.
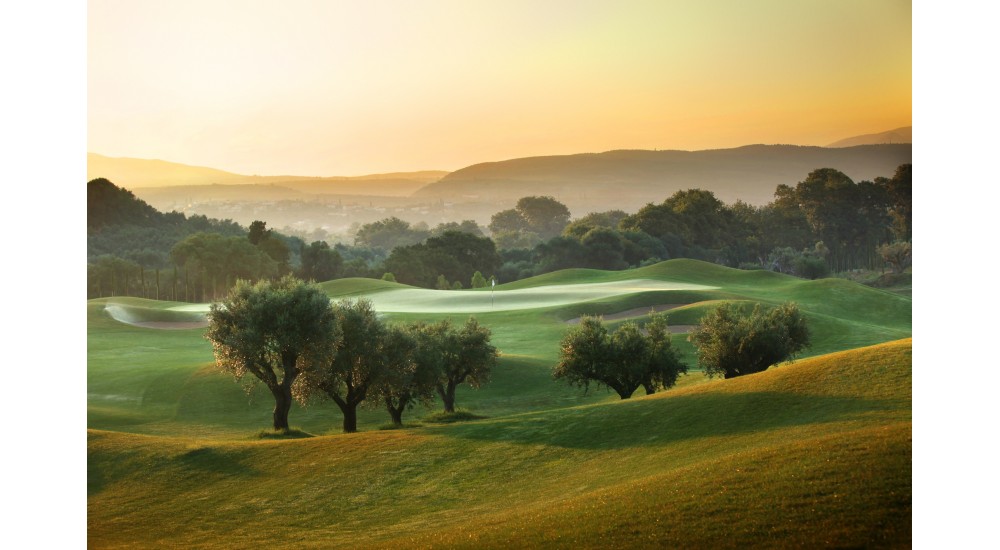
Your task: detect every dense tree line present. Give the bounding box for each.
[490,164,911,282]
[86,178,386,300]
[88,164,911,300]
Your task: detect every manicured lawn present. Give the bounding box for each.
[88,259,912,547]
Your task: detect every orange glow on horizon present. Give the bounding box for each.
[88,0,911,176]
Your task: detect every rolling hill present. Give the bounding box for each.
[87,234,911,547]
[827,126,912,147]
[88,153,448,195]
[412,144,912,212]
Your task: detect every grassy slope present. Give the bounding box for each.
[87,259,911,437]
[88,338,911,548]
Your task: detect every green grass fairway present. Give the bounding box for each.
[88,338,912,548]
[88,259,912,546]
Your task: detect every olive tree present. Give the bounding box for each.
[299,298,388,433]
[427,318,498,413]
[688,302,810,379]
[206,276,338,431]
[554,313,687,399]
[368,324,438,426]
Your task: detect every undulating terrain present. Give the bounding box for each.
[88,259,912,547]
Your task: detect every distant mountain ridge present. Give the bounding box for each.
[91,141,912,228]
[87,153,448,196]
[827,127,911,147]
[413,144,912,210]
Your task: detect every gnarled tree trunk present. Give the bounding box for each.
[269,386,292,431]
[437,382,457,413]
[386,396,406,426]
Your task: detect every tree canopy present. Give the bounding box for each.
[206,276,338,431]
[415,318,498,413]
[384,231,501,288]
[298,298,388,433]
[688,302,810,379]
[554,314,687,399]
[299,240,343,282]
[368,325,438,426]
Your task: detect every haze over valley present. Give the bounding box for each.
[90,129,911,238]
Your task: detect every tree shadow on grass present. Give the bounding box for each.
[88,444,261,496]
[432,391,905,450]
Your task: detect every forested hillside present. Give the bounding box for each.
[88,162,911,300]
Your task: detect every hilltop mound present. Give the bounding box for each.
[87,177,165,230]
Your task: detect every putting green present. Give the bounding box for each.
[114,278,717,321]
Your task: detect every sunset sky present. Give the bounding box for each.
[88,0,911,176]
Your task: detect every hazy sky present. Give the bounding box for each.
[88,0,911,176]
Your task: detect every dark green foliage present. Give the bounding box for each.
[493,229,542,250]
[416,318,498,413]
[88,178,164,231]
[562,210,629,239]
[298,241,343,282]
[621,230,667,266]
[778,169,895,272]
[471,271,488,288]
[384,231,501,288]
[170,233,279,301]
[793,255,829,280]
[554,314,687,399]
[299,299,387,433]
[87,179,245,274]
[257,235,291,273]
[247,220,270,245]
[88,255,140,297]
[534,236,586,273]
[489,196,571,247]
[369,325,438,426]
[885,164,912,241]
[430,220,483,237]
[689,302,811,379]
[516,196,572,239]
[489,208,530,235]
[579,227,628,270]
[334,242,386,266]
[206,277,338,430]
[354,217,429,250]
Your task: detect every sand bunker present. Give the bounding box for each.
[104,304,208,330]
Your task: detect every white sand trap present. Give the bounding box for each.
[168,304,213,313]
[358,279,715,313]
[104,304,208,330]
